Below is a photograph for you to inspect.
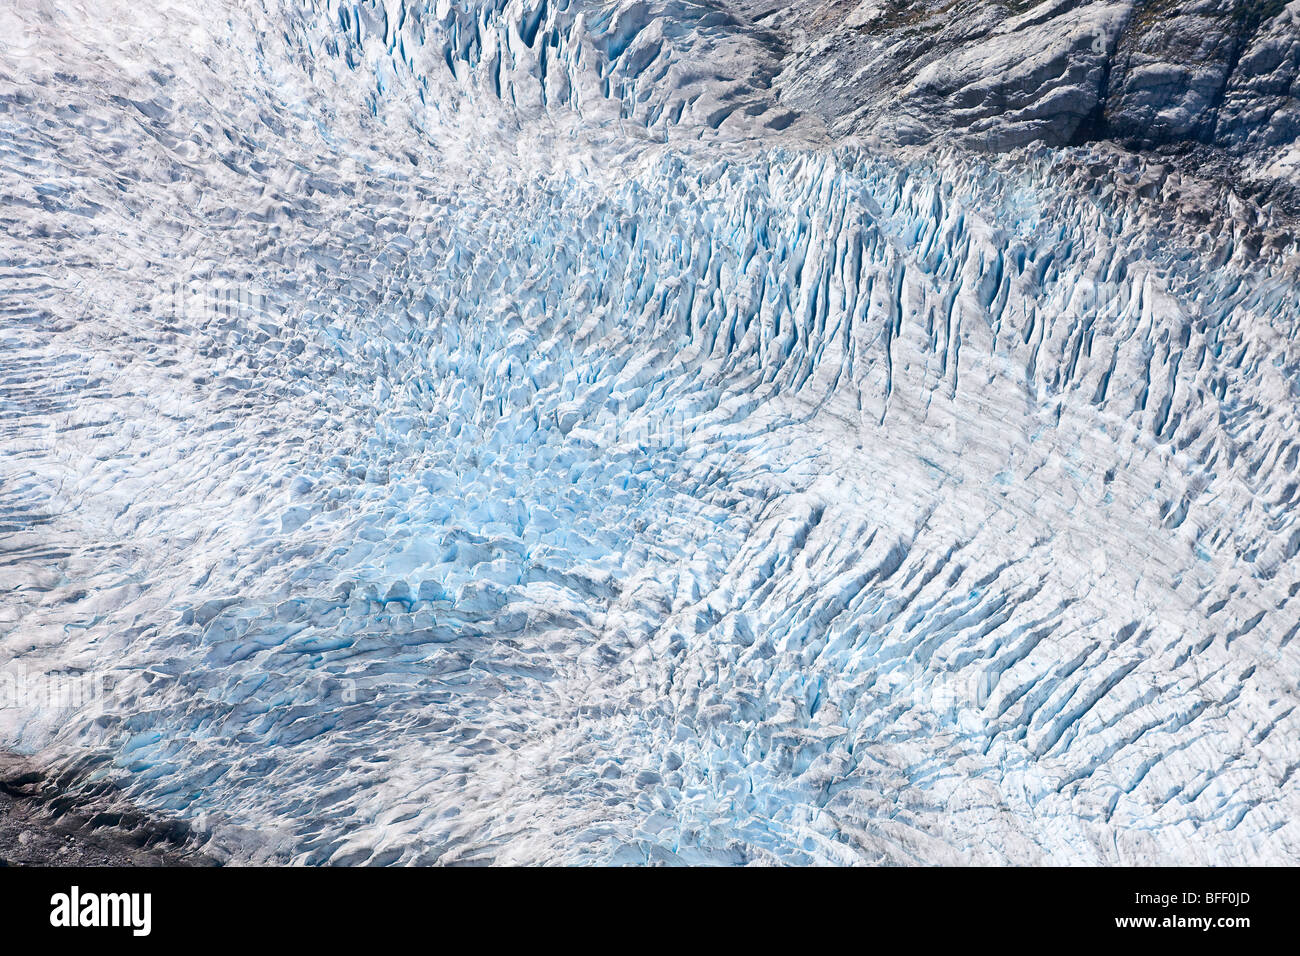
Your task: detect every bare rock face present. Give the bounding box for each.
[902,1,1126,149]
[1220,7,1300,144]
[765,0,1300,211]
[1104,0,1246,147]
[1216,3,1300,197]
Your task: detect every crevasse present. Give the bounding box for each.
[1,0,1297,864]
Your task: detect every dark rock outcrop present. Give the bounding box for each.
[750,0,1300,212]
[0,753,209,867]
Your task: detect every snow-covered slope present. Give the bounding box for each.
[1,0,1298,864]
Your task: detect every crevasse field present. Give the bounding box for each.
[2,0,1298,865]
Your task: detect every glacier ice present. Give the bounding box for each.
[1,0,1298,864]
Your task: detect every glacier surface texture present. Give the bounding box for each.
[2,0,1299,864]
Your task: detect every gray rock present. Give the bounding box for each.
[0,753,208,867]
[751,0,1300,212]
[1216,2,1300,194]
[1104,0,1243,147]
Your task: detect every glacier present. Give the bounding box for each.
[1,0,1299,865]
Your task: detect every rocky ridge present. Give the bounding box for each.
[748,0,1300,213]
